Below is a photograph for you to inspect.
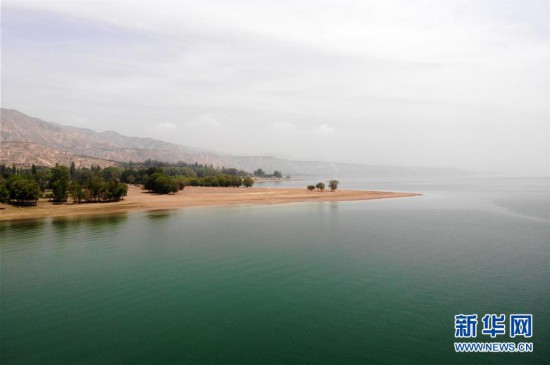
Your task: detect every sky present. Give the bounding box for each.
[1,0,549,175]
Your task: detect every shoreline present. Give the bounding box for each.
[0,186,420,223]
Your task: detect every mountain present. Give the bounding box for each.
[0,108,466,176]
[1,108,233,168]
[0,141,119,168]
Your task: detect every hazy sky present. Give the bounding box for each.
[2,0,549,175]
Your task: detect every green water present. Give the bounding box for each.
[1,178,549,363]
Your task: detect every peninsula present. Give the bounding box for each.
[0,186,419,222]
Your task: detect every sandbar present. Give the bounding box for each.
[0,186,420,222]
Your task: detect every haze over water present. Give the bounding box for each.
[1,176,548,364]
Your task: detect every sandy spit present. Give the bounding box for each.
[0,186,420,222]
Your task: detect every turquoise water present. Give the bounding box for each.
[1,177,549,363]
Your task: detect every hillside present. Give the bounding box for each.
[0,141,119,168]
[1,108,247,169]
[0,108,466,177]
[1,108,217,162]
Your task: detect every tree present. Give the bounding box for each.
[104,178,128,201]
[174,177,186,191]
[88,176,106,202]
[273,170,283,178]
[69,181,87,204]
[315,182,325,191]
[126,174,136,185]
[328,180,339,192]
[7,176,41,206]
[243,177,254,188]
[121,169,139,184]
[216,175,228,187]
[307,185,315,191]
[102,166,122,180]
[50,166,70,203]
[74,168,94,188]
[254,168,265,177]
[69,162,76,178]
[0,179,9,203]
[230,175,243,188]
[36,169,52,192]
[144,173,178,194]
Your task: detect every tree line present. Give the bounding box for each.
[111,164,255,192]
[0,161,259,205]
[0,163,128,206]
[307,180,339,192]
[253,168,285,179]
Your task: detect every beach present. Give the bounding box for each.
[0,185,419,222]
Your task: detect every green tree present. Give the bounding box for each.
[69,161,76,178]
[104,179,128,201]
[273,170,283,178]
[121,169,139,184]
[50,166,70,202]
[8,176,41,206]
[126,174,136,185]
[230,176,242,188]
[315,182,325,191]
[74,168,94,188]
[102,166,122,181]
[89,176,106,202]
[188,178,201,186]
[328,180,339,191]
[243,177,254,188]
[174,177,186,191]
[254,168,265,177]
[307,185,315,191]
[144,173,178,194]
[215,175,227,187]
[36,169,52,192]
[0,179,9,203]
[69,181,87,204]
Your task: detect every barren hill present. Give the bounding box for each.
[0,141,119,168]
[0,108,466,176]
[0,108,239,168]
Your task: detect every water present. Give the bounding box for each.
[1,176,549,364]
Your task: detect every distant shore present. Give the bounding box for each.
[0,186,420,222]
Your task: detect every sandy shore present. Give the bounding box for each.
[0,186,419,222]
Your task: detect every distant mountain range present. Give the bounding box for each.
[0,108,466,177]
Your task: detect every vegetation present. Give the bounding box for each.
[253,168,286,179]
[243,176,254,188]
[144,173,180,194]
[6,175,41,206]
[115,161,251,189]
[0,163,128,206]
[50,165,70,203]
[0,160,257,205]
[0,179,9,203]
[308,180,340,192]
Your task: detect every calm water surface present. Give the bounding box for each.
[1,177,549,364]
